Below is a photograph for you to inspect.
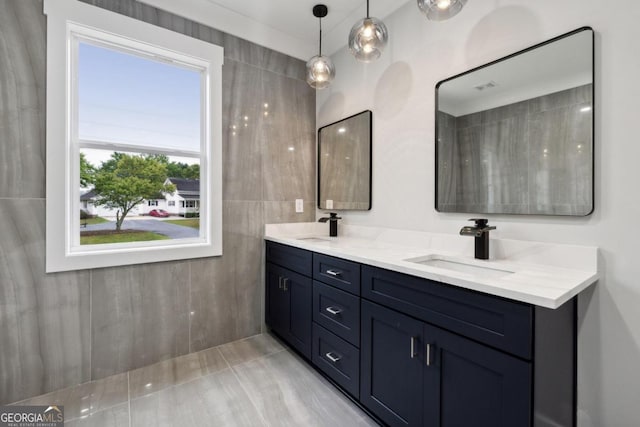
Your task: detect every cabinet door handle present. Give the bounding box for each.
[325,352,342,363]
[410,336,418,359]
[426,343,432,366]
[325,306,343,315]
[325,269,342,277]
[282,277,289,292]
[278,276,283,290]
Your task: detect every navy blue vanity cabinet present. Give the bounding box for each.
[312,322,361,397]
[312,281,360,346]
[265,263,289,335]
[361,265,533,359]
[423,323,531,427]
[265,242,577,427]
[265,242,313,359]
[361,265,576,427]
[313,253,361,295]
[361,300,531,427]
[266,241,313,276]
[311,253,362,399]
[360,300,425,426]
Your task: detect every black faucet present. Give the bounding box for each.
[318,212,342,237]
[459,218,496,260]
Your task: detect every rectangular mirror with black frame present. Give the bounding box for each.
[436,27,594,216]
[318,110,372,211]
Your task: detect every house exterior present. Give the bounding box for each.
[164,178,200,217]
[80,189,142,217]
[80,177,200,218]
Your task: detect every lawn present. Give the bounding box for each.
[81,216,110,226]
[80,230,169,245]
[164,218,200,229]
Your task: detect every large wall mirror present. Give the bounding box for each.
[318,110,372,210]
[436,27,594,216]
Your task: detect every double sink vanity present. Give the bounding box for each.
[278,25,597,427]
[264,223,598,427]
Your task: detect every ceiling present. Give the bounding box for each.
[137,0,412,60]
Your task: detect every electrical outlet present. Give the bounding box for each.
[295,199,304,213]
[326,199,333,209]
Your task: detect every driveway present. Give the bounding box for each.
[83,219,199,239]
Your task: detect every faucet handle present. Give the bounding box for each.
[468,218,489,227]
[329,212,342,220]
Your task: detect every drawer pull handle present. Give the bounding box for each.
[282,277,289,292]
[426,343,432,366]
[278,277,283,290]
[325,352,342,363]
[410,336,418,359]
[325,306,343,315]
[326,269,342,277]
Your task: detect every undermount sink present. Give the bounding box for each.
[296,237,331,243]
[405,255,514,279]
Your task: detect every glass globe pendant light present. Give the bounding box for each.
[348,0,388,62]
[417,0,468,21]
[306,4,335,90]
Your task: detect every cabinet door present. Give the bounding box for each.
[285,268,313,358]
[265,263,312,359]
[266,263,288,336]
[424,324,532,427]
[361,301,424,426]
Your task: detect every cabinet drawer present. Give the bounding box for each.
[313,253,360,295]
[313,281,360,347]
[266,241,312,276]
[312,323,360,398]
[362,266,533,359]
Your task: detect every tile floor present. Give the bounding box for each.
[12,334,377,426]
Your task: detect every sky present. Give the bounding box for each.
[78,41,202,167]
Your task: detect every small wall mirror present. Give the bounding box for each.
[318,110,372,210]
[436,27,594,216]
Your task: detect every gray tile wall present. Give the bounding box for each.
[437,85,592,215]
[0,0,315,404]
[436,111,459,211]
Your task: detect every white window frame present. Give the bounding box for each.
[45,0,223,272]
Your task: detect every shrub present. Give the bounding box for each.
[80,209,96,219]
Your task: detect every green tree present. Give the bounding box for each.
[144,154,199,180]
[99,152,128,173]
[167,161,200,179]
[80,152,96,187]
[93,153,176,231]
[145,154,169,165]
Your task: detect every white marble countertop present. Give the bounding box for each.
[264,223,599,309]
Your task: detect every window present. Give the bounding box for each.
[45,0,223,272]
[168,201,175,207]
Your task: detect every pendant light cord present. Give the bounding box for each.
[366,0,370,18]
[319,17,322,56]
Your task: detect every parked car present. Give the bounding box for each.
[149,209,170,218]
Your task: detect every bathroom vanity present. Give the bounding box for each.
[264,223,598,427]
